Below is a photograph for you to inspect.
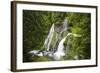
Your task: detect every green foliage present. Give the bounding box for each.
[23,10,91,62]
[66,13,91,60]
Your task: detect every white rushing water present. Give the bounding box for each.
[43,24,54,51]
[53,36,67,60]
[53,33,81,60]
[29,18,81,61]
[29,50,43,56]
[52,19,68,60]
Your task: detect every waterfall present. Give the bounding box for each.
[53,33,72,60]
[43,18,68,51]
[53,33,81,60]
[63,18,68,32]
[29,18,81,61]
[53,36,67,60]
[43,24,54,51]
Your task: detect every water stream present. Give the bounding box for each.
[29,18,81,61]
[43,24,54,51]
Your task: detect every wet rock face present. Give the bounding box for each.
[54,24,63,33]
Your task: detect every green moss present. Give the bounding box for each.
[31,56,52,62]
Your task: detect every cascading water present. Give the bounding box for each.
[43,24,54,51]
[53,33,81,60]
[53,35,67,60]
[29,18,81,61]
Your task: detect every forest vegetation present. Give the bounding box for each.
[23,10,91,62]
